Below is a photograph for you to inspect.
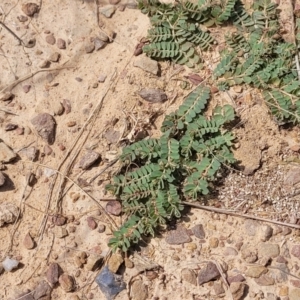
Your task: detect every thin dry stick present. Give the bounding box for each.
[54,69,117,210]
[211,259,233,300]
[0,108,18,115]
[22,161,118,231]
[3,171,33,257]
[0,20,25,45]
[0,65,72,96]
[14,291,35,300]
[89,158,118,183]
[36,69,117,246]
[183,201,300,229]
[268,265,300,280]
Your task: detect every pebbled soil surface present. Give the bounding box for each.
[1,1,300,300]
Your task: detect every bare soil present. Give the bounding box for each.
[1,1,300,300]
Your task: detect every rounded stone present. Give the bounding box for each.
[258,224,273,242]
[258,243,280,258]
[244,220,259,236]
[46,34,56,45]
[209,237,219,248]
[181,268,197,285]
[57,38,66,49]
[291,245,300,258]
[59,274,75,292]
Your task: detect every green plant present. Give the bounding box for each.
[140,0,215,67]
[141,0,300,124]
[106,0,300,252]
[106,86,235,252]
[213,0,300,123]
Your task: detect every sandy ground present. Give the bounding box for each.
[1,1,300,300]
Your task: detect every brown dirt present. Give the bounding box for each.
[1,1,300,300]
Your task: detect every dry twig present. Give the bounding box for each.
[183,201,300,229]
[0,65,72,96]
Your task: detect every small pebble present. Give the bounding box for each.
[100,5,116,18]
[171,254,180,261]
[165,226,192,245]
[138,88,167,103]
[0,172,6,186]
[245,266,268,278]
[45,34,56,45]
[118,4,126,11]
[106,200,122,216]
[32,280,52,299]
[87,293,94,299]
[94,210,101,216]
[198,262,220,285]
[51,215,67,226]
[124,257,134,268]
[98,74,107,82]
[22,3,39,16]
[46,263,61,285]
[62,99,72,114]
[279,286,289,296]
[94,38,106,50]
[209,237,219,248]
[44,145,53,155]
[228,274,245,284]
[85,43,95,53]
[57,38,66,49]
[18,15,28,22]
[75,256,83,268]
[78,151,101,169]
[49,52,60,62]
[75,77,83,82]
[87,216,97,230]
[181,268,197,286]
[54,227,68,238]
[70,192,80,202]
[59,274,75,292]
[67,121,76,127]
[98,224,106,233]
[126,0,137,9]
[186,243,197,251]
[230,282,246,300]
[24,126,31,135]
[146,270,158,280]
[74,270,81,277]
[282,227,292,236]
[92,82,98,88]
[58,144,65,151]
[67,226,76,235]
[22,85,31,93]
[39,60,51,68]
[68,215,75,223]
[191,224,205,239]
[98,32,109,42]
[291,245,300,258]
[5,123,17,131]
[52,102,64,116]
[23,232,35,249]
[214,281,225,295]
[224,247,238,256]
[259,224,273,242]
